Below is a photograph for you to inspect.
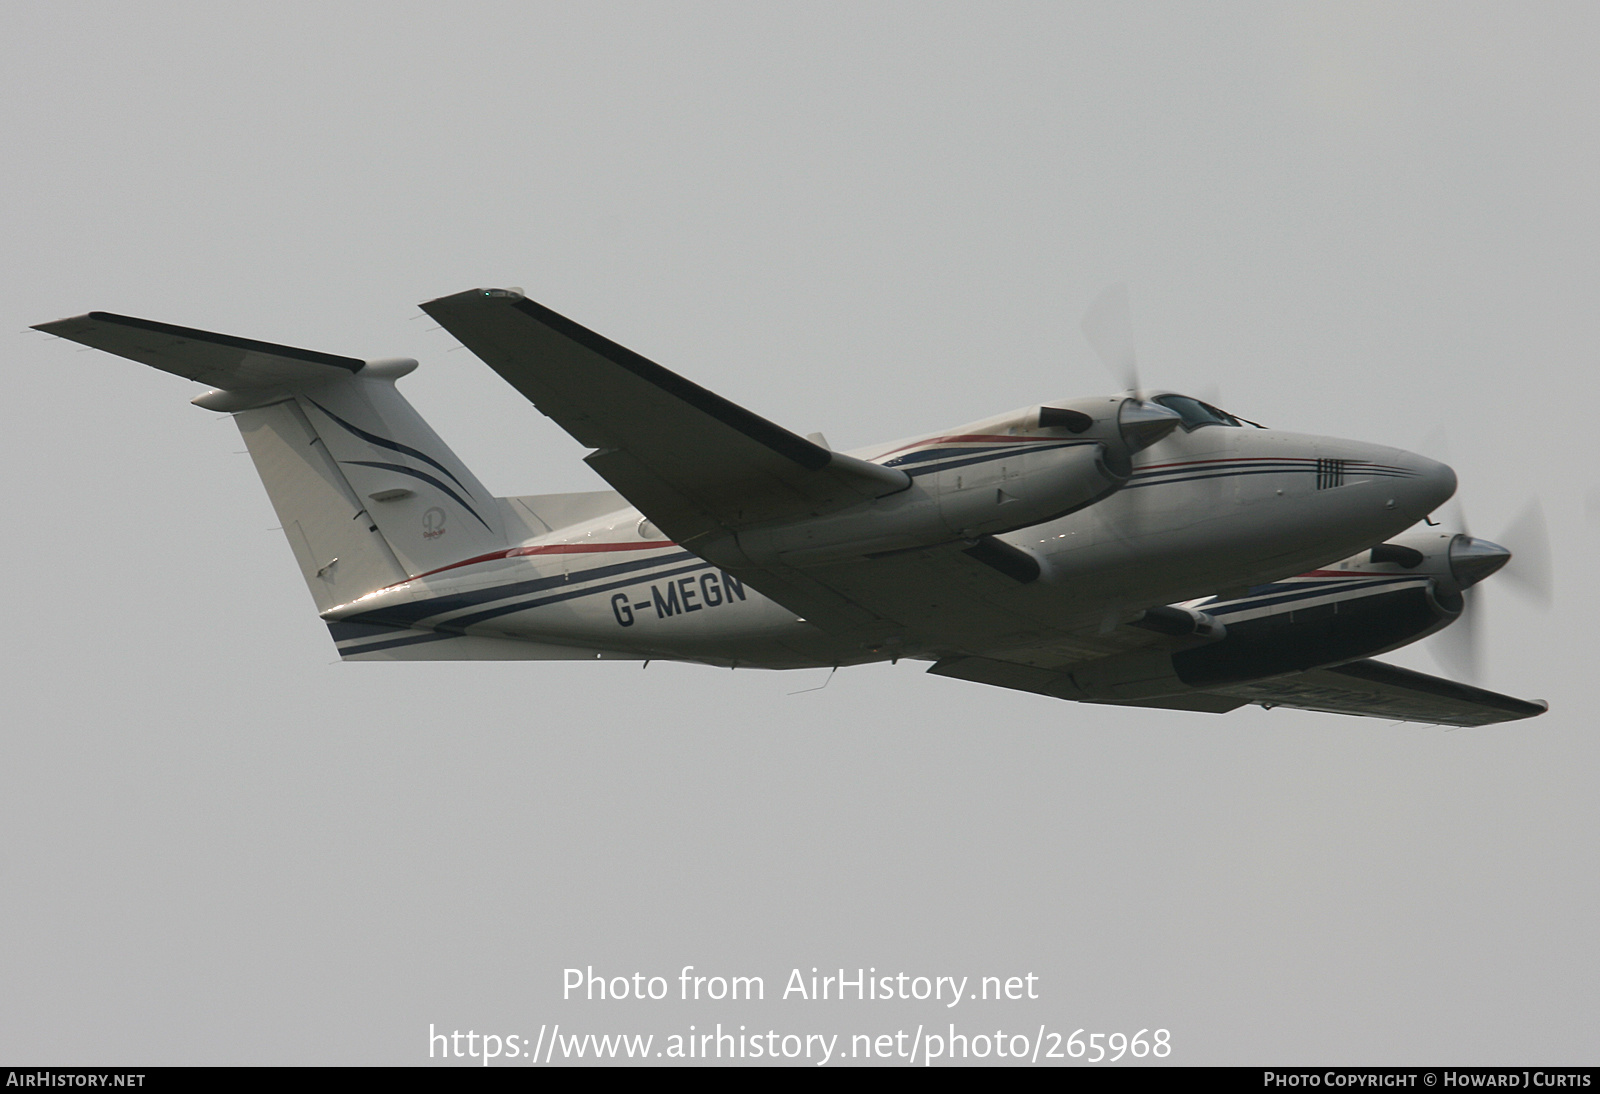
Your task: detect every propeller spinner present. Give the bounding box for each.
[1430,500,1552,683]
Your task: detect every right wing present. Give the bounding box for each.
[420,289,908,548]
[929,653,1547,727]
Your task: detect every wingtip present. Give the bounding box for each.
[421,287,525,309]
[30,315,85,336]
[32,312,147,336]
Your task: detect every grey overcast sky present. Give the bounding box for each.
[4,1,1597,1066]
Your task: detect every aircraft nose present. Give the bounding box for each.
[1449,536,1511,589]
[1399,451,1456,517]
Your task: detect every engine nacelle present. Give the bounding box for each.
[733,439,1122,566]
[1058,533,1471,702]
[928,436,1124,540]
[698,394,1180,569]
[1169,575,1458,689]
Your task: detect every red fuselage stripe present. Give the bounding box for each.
[393,540,679,586]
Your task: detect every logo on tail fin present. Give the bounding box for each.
[423,507,447,539]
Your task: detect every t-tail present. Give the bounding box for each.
[32,311,512,614]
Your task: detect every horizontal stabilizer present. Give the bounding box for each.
[32,311,364,390]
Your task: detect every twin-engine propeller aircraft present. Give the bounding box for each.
[34,288,1548,726]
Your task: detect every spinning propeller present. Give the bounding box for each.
[1079,284,1182,465]
[1082,283,1143,398]
[1429,498,1553,683]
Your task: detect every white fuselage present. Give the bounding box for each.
[324,404,1454,669]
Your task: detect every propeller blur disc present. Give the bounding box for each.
[1081,283,1140,395]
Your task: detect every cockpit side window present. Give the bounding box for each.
[1153,394,1244,430]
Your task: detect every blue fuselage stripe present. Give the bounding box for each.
[340,630,456,655]
[439,560,715,631]
[1126,465,1414,489]
[343,549,700,628]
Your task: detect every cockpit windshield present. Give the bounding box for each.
[1153,394,1247,430]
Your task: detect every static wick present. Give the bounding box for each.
[788,666,838,695]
